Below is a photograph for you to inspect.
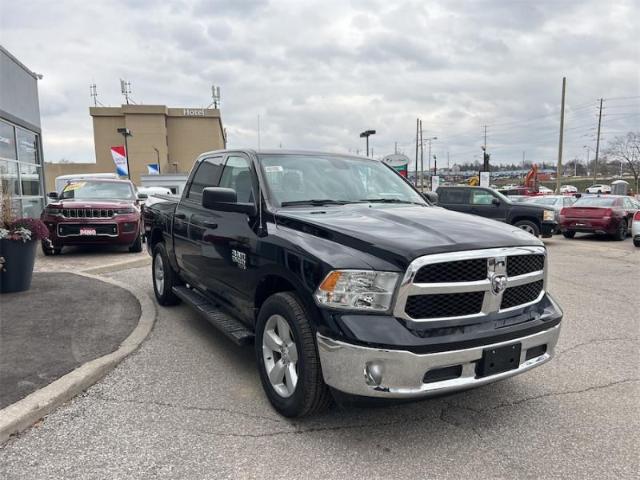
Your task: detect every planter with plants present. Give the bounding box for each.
[0,218,49,293]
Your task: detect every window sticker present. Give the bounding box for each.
[63,182,86,191]
[264,165,284,173]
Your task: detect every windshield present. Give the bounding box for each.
[60,181,135,200]
[258,154,426,207]
[573,196,617,207]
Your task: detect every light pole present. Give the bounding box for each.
[583,145,592,179]
[117,127,133,180]
[359,130,376,157]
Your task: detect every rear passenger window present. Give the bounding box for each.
[187,157,224,200]
[440,189,467,204]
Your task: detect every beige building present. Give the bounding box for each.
[44,104,225,192]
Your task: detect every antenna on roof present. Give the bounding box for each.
[208,85,221,109]
[89,83,101,107]
[120,79,134,105]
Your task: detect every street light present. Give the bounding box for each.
[359,130,376,157]
[117,127,133,180]
[583,145,593,180]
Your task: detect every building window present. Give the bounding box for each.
[0,119,44,218]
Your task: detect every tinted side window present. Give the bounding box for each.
[219,155,254,203]
[187,157,224,199]
[439,189,467,204]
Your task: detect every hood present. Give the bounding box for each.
[50,199,136,208]
[275,204,542,268]
[512,201,555,213]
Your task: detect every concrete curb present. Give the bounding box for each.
[0,270,156,444]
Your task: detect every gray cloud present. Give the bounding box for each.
[0,0,638,166]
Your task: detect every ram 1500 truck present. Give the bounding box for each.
[145,150,563,417]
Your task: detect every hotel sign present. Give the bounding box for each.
[183,109,205,117]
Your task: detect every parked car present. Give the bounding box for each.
[585,184,611,194]
[632,210,640,247]
[559,195,639,240]
[560,185,578,194]
[41,179,145,255]
[522,195,577,232]
[145,149,563,417]
[538,186,554,195]
[436,186,557,237]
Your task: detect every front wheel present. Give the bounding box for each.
[634,237,640,247]
[129,232,143,252]
[152,243,181,305]
[562,231,576,239]
[255,292,331,417]
[514,220,540,237]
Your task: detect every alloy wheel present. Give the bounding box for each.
[262,314,299,398]
[154,253,165,294]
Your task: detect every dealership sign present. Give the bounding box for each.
[111,145,128,176]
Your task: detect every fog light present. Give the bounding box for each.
[364,361,384,386]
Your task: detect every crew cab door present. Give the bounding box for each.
[469,189,508,222]
[173,155,225,284]
[198,153,260,321]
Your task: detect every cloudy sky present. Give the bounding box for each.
[1,0,638,169]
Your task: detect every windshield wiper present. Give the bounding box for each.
[360,198,425,205]
[280,199,355,207]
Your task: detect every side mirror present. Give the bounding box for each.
[491,197,501,206]
[48,192,58,199]
[422,192,438,204]
[202,187,257,216]
[137,192,148,200]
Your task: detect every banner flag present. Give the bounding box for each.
[147,163,160,175]
[110,146,128,176]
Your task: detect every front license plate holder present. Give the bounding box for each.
[80,228,97,236]
[477,343,521,377]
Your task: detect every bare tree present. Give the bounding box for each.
[606,132,640,193]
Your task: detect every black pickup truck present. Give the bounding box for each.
[436,186,558,237]
[145,150,563,417]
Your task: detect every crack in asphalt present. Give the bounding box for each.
[556,337,639,359]
[91,394,287,424]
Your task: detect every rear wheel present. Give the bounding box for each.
[562,231,576,239]
[634,237,640,247]
[514,220,540,237]
[613,220,627,241]
[129,232,143,252]
[255,292,331,417]
[152,243,181,305]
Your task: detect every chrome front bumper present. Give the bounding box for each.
[317,323,561,399]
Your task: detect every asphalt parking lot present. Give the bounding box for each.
[1,236,638,479]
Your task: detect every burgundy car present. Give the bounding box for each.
[41,179,144,255]
[559,195,639,241]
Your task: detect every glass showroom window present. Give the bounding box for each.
[0,119,44,218]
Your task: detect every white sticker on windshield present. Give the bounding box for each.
[264,165,284,173]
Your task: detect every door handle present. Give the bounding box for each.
[202,221,218,229]
[175,213,187,220]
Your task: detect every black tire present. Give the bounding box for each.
[152,243,181,306]
[514,220,540,237]
[129,232,143,252]
[41,241,62,256]
[634,237,640,247]
[562,231,576,239]
[613,220,627,241]
[255,292,332,417]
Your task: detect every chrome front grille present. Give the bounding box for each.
[61,208,115,218]
[393,246,547,323]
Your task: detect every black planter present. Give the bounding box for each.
[0,239,38,294]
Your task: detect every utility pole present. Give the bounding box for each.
[447,151,450,170]
[481,125,490,172]
[394,141,398,154]
[415,118,419,187]
[594,98,603,183]
[556,77,566,193]
[419,120,424,191]
[522,151,526,170]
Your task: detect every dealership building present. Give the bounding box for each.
[44,104,226,194]
[0,45,46,218]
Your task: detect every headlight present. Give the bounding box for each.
[116,207,136,214]
[543,210,555,222]
[44,207,62,216]
[314,270,399,311]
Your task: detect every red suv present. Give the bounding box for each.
[41,179,145,255]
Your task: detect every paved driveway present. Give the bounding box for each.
[1,237,638,479]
